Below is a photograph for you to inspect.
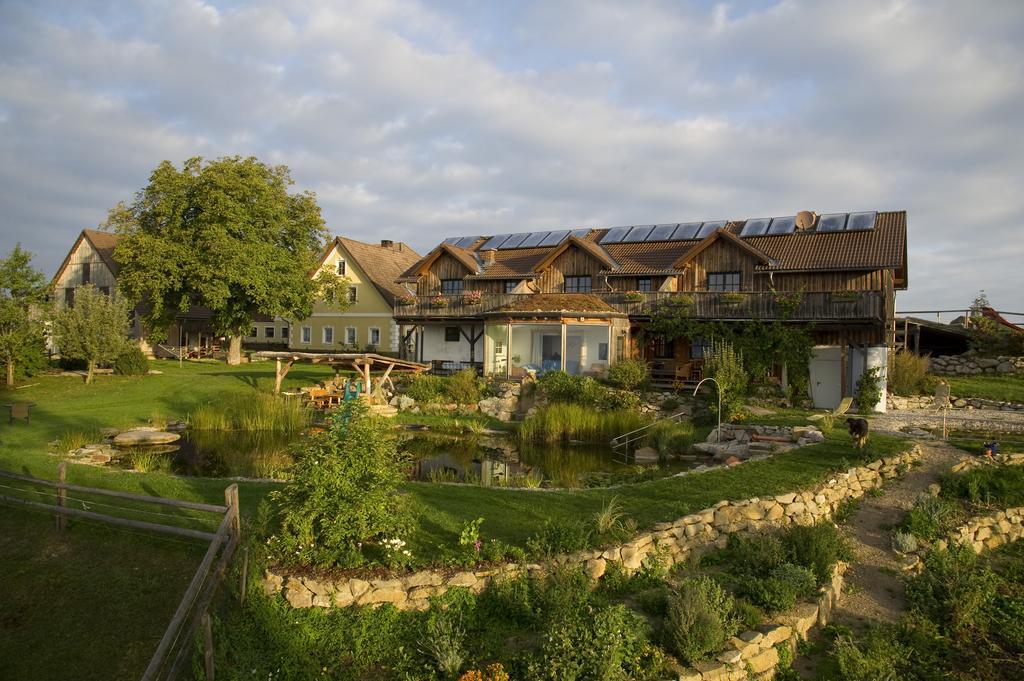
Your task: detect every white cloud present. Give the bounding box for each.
[0,0,1022,313]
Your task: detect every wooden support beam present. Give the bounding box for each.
[273,359,294,394]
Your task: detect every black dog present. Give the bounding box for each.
[846,417,869,450]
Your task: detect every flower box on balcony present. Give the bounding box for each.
[668,294,694,308]
[830,291,862,303]
[461,291,483,305]
[396,293,416,306]
[429,295,450,308]
[622,291,645,303]
[720,292,745,305]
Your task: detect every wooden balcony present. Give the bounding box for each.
[394,291,886,322]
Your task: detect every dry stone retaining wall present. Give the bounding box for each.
[929,354,1024,376]
[945,506,1024,555]
[263,447,920,611]
[888,394,1024,413]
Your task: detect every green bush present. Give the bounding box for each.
[832,627,909,681]
[607,358,648,390]
[444,367,483,404]
[732,599,766,631]
[537,371,605,405]
[665,576,738,665]
[888,351,934,396]
[526,519,592,558]
[598,388,641,410]
[712,533,788,578]
[113,345,149,375]
[780,521,852,586]
[854,366,883,414]
[904,493,956,541]
[420,606,465,678]
[704,339,747,419]
[941,465,1024,508]
[269,401,411,568]
[906,545,999,638]
[405,373,445,403]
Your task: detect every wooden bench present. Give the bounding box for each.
[3,402,35,425]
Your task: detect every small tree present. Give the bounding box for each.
[704,338,748,419]
[270,400,411,567]
[0,245,50,386]
[854,366,883,414]
[52,285,131,384]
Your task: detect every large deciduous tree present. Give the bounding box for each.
[107,156,349,364]
[52,284,131,384]
[0,245,51,386]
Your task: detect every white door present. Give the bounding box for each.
[810,346,842,409]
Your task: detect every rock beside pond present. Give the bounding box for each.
[113,429,181,446]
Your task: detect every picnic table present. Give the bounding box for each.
[3,402,36,425]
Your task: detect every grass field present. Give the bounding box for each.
[946,374,1024,403]
[0,505,204,681]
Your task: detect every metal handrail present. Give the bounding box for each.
[610,410,692,463]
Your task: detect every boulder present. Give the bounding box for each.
[113,429,181,446]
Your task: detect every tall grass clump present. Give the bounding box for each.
[55,429,104,452]
[518,404,648,444]
[888,351,934,396]
[645,419,695,457]
[188,393,310,433]
[127,448,172,473]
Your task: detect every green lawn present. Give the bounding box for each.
[0,505,205,681]
[946,374,1024,403]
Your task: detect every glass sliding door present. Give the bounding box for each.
[510,324,562,377]
[566,324,610,376]
[484,324,509,377]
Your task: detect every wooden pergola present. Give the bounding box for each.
[253,351,430,397]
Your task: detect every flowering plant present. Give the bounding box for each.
[622,290,645,302]
[459,517,484,556]
[381,536,414,570]
[461,290,483,305]
[396,292,416,306]
[429,295,450,308]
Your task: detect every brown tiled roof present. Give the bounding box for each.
[397,243,480,281]
[468,247,550,278]
[495,293,621,314]
[335,237,421,306]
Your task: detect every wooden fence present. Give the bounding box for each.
[0,466,241,681]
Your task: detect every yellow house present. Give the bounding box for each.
[289,237,420,354]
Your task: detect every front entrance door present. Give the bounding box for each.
[809,346,842,409]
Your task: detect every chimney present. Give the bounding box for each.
[482,249,497,266]
[380,239,394,249]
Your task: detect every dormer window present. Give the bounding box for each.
[441,279,463,295]
[337,259,346,276]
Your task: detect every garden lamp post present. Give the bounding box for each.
[694,377,723,443]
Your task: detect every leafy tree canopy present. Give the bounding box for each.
[52,284,131,384]
[106,156,349,356]
[0,244,50,385]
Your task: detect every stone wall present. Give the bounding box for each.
[263,447,920,612]
[946,506,1024,554]
[929,354,1024,376]
[887,394,1024,412]
[677,564,846,681]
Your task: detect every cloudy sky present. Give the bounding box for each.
[2,0,1022,315]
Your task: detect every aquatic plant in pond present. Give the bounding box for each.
[187,392,309,433]
[518,404,649,444]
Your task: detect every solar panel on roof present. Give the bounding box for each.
[600,227,631,244]
[847,211,877,230]
[672,222,702,240]
[622,225,655,243]
[518,231,549,248]
[647,224,678,241]
[740,219,770,237]
[455,236,480,248]
[481,234,512,250]
[696,221,726,238]
[539,230,571,247]
[817,214,847,232]
[498,233,530,249]
[767,216,796,235]
[571,228,590,239]
[443,237,463,245]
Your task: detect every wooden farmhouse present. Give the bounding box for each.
[394,211,908,410]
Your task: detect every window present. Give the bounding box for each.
[348,286,358,304]
[346,327,356,345]
[323,326,334,344]
[691,338,711,359]
[637,277,652,292]
[441,279,463,295]
[250,327,258,338]
[301,326,311,344]
[81,262,90,284]
[282,326,289,339]
[598,342,609,361]
[445,327,460,342]
[337,259,346,276]
[504,280,518,293]
[265,327,275,339]
[369,327,381,346]
[564,275,592,293]
[99,286,110,296]
[707,272,741,292]
[653,335,674,359]
[65,288,75,306]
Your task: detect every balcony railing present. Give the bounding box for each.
[393,291,885,321]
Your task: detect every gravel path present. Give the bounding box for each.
[872,408,1024,433]
[793,439,962,677]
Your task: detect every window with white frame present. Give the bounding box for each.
[346,327,357,345]
[323,326,334,344]
[301,326,311,344]
[337,259,346,276]
[369,327,381,346]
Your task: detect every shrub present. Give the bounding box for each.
[420,607,466,678]
[445,368,484,404]
[526,519,592,558]
[704,339,748,419]
[269,401,411,567]
[113,345,149,375]
[405,373,445,403]
[665,576,738,664]
[780,521,852,585]
[733,599,766,631]
[832,628,909,681]
[713,533,788,578]
[458,664,510,681]
[941,465,1024,508]
[599,389,641,410]
[906,545,999,637]
[892,530,919,554]
[854,366,883,414]
[537,371,605,405]
[904,493,956,541]
[888,351,933,396]
[607,358,648,390]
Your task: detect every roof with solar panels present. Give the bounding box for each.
[397,210,906,281]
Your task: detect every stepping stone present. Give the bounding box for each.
[113,430,181,446]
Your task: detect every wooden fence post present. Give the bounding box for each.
[239,547,249,606]
[56,463,67,531]
[202,612,214,681]
[224,484,240,537]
